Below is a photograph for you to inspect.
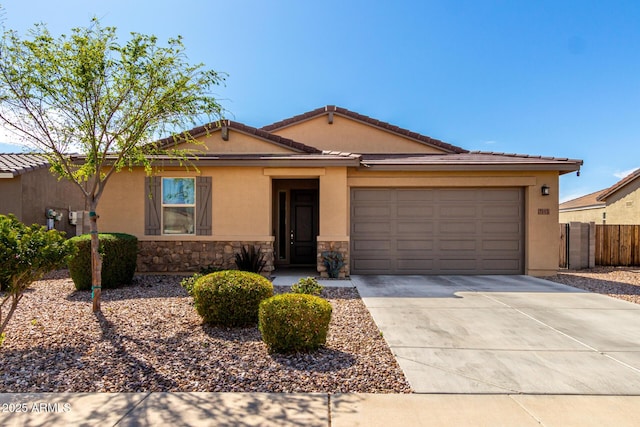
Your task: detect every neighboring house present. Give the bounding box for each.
[94,106,582,277]
[559,168,640,225]
[0,153,86,237]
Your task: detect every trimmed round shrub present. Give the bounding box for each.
[192,270,273,326]
[259,293,332,354]
[68,233,138,291]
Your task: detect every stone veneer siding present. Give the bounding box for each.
[317,241,350,278]
[137,241,274,275]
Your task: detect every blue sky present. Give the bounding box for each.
[1,0,639,202]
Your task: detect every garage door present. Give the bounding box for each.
[350,188,524,274]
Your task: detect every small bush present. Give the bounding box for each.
[291,277,323,296]
[180,265,222,296]
[259,293,332,354]
[68,233,138,291]
[192,270,273,326]
[235,245,267,273]
[322,250,345,278]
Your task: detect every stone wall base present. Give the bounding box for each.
[137,241,274,275]
[317,241,350,278]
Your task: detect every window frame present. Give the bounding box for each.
[161,177,196,236]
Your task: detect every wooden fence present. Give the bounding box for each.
[595,224,640,266]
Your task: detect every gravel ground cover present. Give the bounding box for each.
[544,266,640,305]
[0,272,411,393]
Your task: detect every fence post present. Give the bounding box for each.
[588,222,596,268]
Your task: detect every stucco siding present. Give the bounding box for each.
[603,180,640,224]
[0,176,22,219]
[271,115,448,154]
[559,207,605,224]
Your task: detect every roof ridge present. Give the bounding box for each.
[597,168,640,201]
[261,105,468,154]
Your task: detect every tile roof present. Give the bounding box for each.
[260,105,468,154]
[158,120,322,154]
[559,189,607,211]
[360,152,583,173]
[597,168,640,201]
[0,153,49,177]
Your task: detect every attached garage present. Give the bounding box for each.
[350,188,524,274]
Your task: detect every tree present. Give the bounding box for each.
[0,214,77,344]
[0,19,225,311]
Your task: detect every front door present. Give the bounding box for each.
[290,189,319,264]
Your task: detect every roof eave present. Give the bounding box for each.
[359,163,583,173]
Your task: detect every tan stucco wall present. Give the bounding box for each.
[0,176,22,218]
[346,169,561,276]
[0,169,85,236]
[559,207,605,224]
[100,164,563,276]
[602,180,640,224]
[271,115,448,153]
[177,129,296,154]
[98,167,274,240]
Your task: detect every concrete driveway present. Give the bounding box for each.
[352,275,640,394]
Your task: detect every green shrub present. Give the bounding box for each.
[180,265,223,296]
[0,214,76,341]
[68,233,138,291]
[291,277,323,296]
[235,245,267,273]
[192,270,273,326]
[259,293,332,353]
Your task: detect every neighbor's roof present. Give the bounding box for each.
[261,105,468,154]
[597,168,640,201]
[0,153,49,178]
[559,189,607,211]
[360,152,583,174]
[158,120,322,154]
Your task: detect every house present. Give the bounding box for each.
[94,106,582,277]
[559,168,640,224]
[0,153,85,237]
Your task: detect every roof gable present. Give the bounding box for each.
[261,105,467,154]
[159,120,322,155]
[597,168,640,201]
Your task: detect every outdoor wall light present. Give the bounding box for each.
[541,184,550,196]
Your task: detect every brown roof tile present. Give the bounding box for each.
[261,105,468,154]
[559,189,607,210]
[158,120,322,154]
[0,153,49,177]
[597,168,640,201]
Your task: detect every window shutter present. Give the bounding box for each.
[144,176,161,235]
[196,176,212,235]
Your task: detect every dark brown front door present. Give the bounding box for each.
[290,189,319,265]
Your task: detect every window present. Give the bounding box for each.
[144,176,212,236]
[162,178,195,235]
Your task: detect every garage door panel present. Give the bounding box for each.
[397,239,434,250]
[397,190,435,202]
[352,221,391,234]
[482,221,521,233]
[353,239,391,251]
[482,240,521,251]
[438,221,477,234]
[351,188,523,274]
[353,205,391,217]
[397,222,433,234]
[439,206,478,217]
[398,205,434,217]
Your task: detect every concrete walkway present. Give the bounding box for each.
[2,392,640,426]
[352,275,640,394]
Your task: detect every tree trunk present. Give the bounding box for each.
[89,207,102,312]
